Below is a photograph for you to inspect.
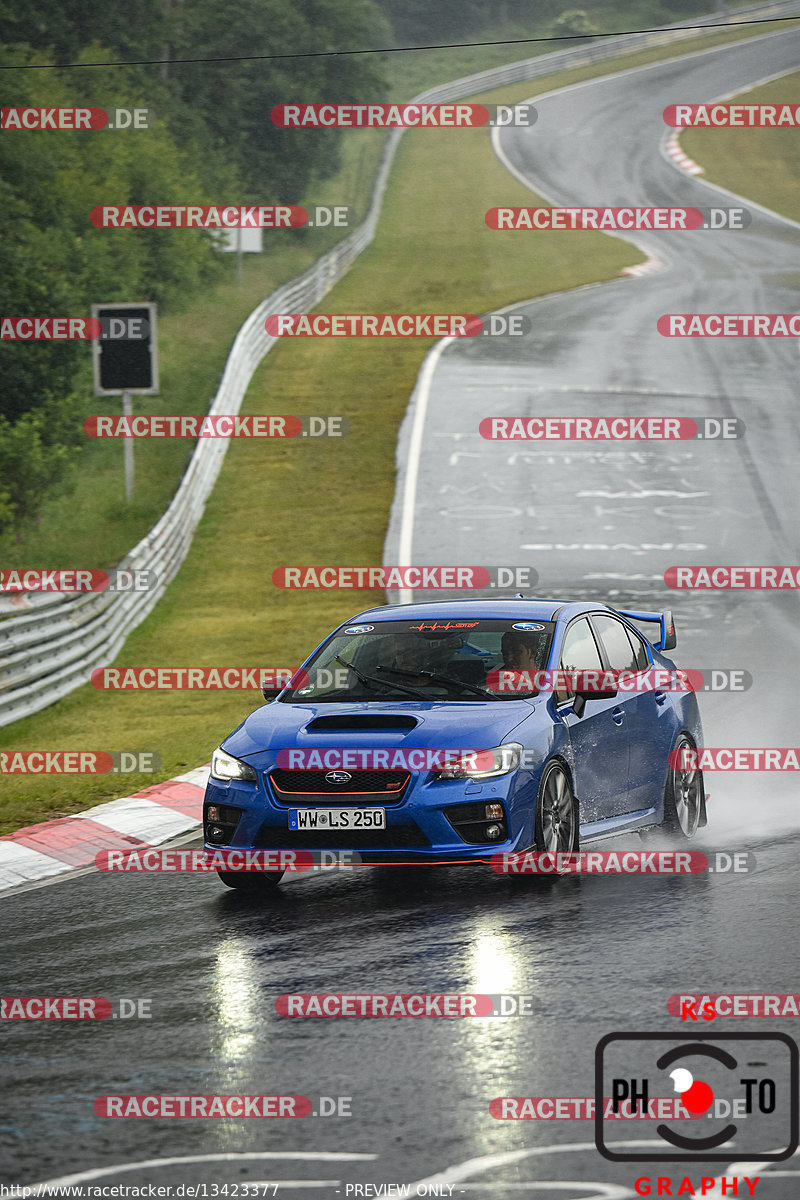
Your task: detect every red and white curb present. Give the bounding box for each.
[0,765,209,893]
[621,253,666,278]
[664,128,705,176]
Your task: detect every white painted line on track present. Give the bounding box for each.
[396,333,459,603]
[407,1139,663,1191]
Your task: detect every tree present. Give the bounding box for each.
[551,10,600,38]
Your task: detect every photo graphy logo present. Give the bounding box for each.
[595,1032,798,1162]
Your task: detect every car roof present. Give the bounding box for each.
[343,598,615,624]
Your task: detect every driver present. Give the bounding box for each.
[500,631,544,673]
[487,631,546,694]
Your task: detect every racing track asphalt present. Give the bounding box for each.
[3,30,800,1198]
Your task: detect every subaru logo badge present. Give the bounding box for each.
[325,770,352,784]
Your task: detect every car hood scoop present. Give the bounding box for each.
[304,714,419,733]
[228,699,539,763]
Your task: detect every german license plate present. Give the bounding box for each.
[289,808,386,830]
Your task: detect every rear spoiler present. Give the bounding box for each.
[615,608,676,652]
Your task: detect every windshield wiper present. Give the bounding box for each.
[378,664,538,700]
[333,655,431,700]
[375,664,492,699]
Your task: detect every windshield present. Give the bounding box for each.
[279,618,556,703]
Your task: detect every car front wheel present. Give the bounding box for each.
[534,760,578,852]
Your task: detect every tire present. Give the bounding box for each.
[660,732,704,840]
[217,869,285,891]
[534,760,579,853]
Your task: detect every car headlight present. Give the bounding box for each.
[433,743,523,781]
[210,747,257,782]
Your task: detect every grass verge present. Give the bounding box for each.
[681,72,800,223]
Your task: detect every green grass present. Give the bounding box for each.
[681,72,800,223]
[1,17,795,832]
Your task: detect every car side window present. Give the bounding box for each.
[623,624,650,671]
[556,618,604,704]
[591,615,638,672]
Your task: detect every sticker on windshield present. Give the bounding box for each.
[407,621,479,632]
[512,622,545,631]
[343,625,374,634]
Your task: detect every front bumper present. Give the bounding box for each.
[203,765,537,863]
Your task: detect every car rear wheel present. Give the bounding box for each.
[217,869,285,890]
[660,733,703,839]
[534,761,578,852]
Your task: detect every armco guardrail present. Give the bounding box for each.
[1,1,797,727]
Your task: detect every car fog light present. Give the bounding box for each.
[207,824,226,842]
[485,804,504,819]
[485,824,502,840]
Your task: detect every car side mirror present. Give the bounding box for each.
[572,682,618,718]
[262,685,284,701]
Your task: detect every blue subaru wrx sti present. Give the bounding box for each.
[203,599,705,889]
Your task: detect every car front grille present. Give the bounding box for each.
[267,768,410,806]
